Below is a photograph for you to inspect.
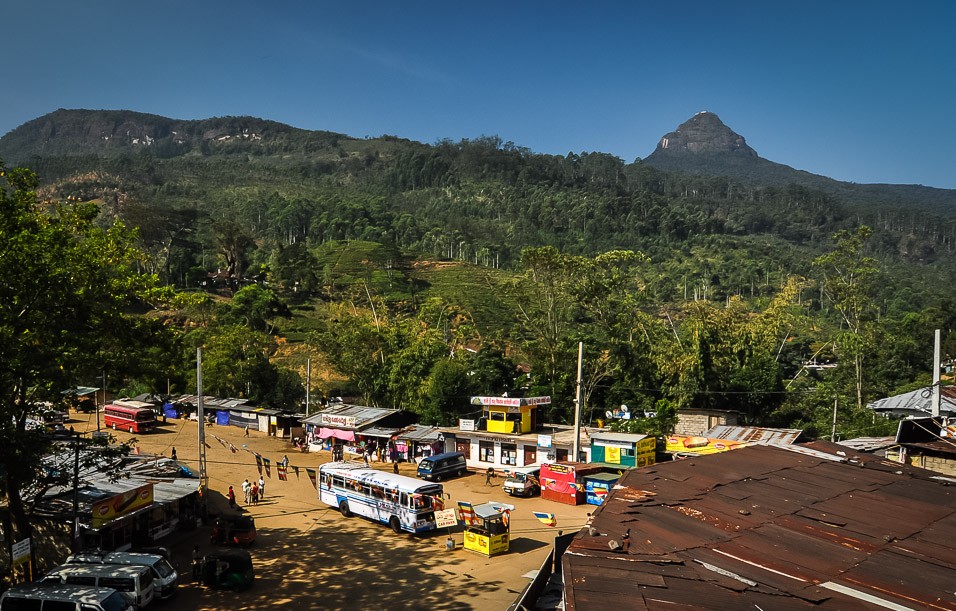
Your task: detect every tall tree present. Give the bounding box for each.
[0,162,158,545]
[813,227,879,410]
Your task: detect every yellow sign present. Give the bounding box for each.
[606,447,621,464]
[665,436,749,455]
[92,483,154,528]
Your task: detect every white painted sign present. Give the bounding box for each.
[537,434,553,448]
[12,538,30,565]
[435,508,459,529]
[459,419,476,432]
[319,413,357,428]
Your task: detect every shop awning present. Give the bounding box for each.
[318,427,355,441]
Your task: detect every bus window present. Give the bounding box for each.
[400,492,409,507]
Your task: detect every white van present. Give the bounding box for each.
[503,465,541,497]
[67,551,177,599]
[39,564,154,610]
[0,584,131,611]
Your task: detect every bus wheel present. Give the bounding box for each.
[389,516,402,534]
[339,501,351,518]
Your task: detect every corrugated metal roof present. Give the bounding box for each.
[563,444,956,611]
[836,436,897,452]
[704,425,803,445]
[589,432,650,443]
[300,403,399,429]
[867,385,956,416]
[398,425,442,442]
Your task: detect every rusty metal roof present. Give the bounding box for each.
[563,444,956,610]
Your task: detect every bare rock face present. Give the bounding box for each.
[654,111,757,157]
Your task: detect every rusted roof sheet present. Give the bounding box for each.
[562,444,956,611]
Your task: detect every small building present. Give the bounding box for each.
[887,416,956,476]
[396,425,443,462]
[470,395,550,434]
[672,408,739,436]
[300,403,417,458]
[588,432,655,467]
[438,423,599,474]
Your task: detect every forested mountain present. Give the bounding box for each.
[1,108,955,440]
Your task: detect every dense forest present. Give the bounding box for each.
[2,109,955,446]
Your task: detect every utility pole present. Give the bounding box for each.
[71,431,81,552]
[305,357,311,416]
[197,348,208,516]
[573,342,583,462]
[831,397,838,442]
[932,329,942,418]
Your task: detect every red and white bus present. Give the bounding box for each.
[104,403,157,433]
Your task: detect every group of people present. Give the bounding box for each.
[239,477,266,506]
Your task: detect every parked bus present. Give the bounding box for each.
[319,461,445,534]
[104,403,157,433]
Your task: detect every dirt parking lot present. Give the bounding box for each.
[71,413,591,610]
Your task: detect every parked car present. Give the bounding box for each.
[503,466,541,497]
[416,452,467,482]
[200,549,254,591]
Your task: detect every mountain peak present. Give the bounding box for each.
[653,111,757,157]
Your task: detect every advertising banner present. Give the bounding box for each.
[665,436,749,455]
[92,483,154,528]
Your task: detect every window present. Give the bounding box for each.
[479,441,494,463]
[66,576,98,586]
[501,444,517,466]
[44,602,76,611]
[1,598,43,611]
[100,577,135,592]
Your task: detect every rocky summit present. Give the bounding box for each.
[652,111,757,157]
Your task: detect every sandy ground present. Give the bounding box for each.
[70,412,591,610]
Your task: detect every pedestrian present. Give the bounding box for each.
[227,485,236,508]
[393,461,400,474]
[244,425,250,437]
[485,467,495,486]
[363,450,370,467]
[170,447,177,461]
[241,479,251,504]
[258,476,265,500]
[191,545,202,581]
[282,454,290,468]
[251,481,259,505]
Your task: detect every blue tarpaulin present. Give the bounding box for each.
[216,411,230,425]
[163,403,178,418]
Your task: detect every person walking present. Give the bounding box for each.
[170,447,177,461]
[485,467,495,486]
[191,545,202,582]
[244,425,250,437]
[258,476,265,500]
[241,479,252,504]
[282,454,290,468]
[251,481,259,505]
[227,485,236,508]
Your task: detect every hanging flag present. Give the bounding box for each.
[254,453,263,475]
[229,443,238,454]
[306,468,317,489]
[277,465,288,481]
[533,511,557,527]
[263,457,271,478]
[502,509,510,529]
[457,501,479,526]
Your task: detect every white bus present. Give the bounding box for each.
[318,461,445,534]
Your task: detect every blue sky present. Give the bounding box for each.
[3,1,954,188]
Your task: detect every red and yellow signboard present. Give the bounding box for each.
[92,483,154,528]
[665,436,749,456]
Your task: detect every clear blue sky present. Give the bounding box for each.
[3,1,954,188]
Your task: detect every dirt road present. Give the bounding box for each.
[72,413,590,610]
